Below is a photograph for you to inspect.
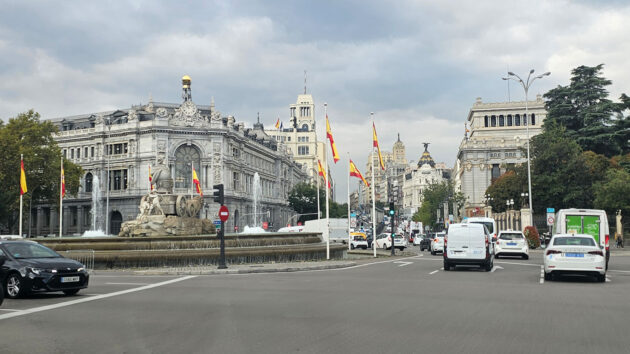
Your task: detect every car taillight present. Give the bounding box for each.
[546,250,562,255]
[434,238,437,243]
[589,250,604,256]
[605,234,609,250]
[496,240,500,245]
[444,236,447,247]
[485,235,488,247]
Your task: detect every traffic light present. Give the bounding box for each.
[389,202,395,216]
[212,184,224,205]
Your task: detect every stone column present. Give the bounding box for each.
[484,205,492,218]
[62,206,70,236]
[77,206,84,235]
[36,207,43,237]
[520,208,532,231]
[50,208,57,236]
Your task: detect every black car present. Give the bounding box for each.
[419,234,433,251]
[0,240,89,299]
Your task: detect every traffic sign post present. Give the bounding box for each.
[545,207,556,249]
[218,205,229,269]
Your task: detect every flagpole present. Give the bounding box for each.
[19,154,24,237]
[324,103,330,260]
[59,156,63,238]
[316,164,321,220]
[371,112,377,257]
[190,163,193,198]
[347,152,351,251]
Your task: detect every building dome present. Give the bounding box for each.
[418,143,435,168]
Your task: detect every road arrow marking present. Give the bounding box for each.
[393,261,413,267]
[491,265,504,273]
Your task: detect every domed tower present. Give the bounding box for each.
[182,75,192,102]
[418,142,435,168]
[392,133,406,164]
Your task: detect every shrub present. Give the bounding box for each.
[524,226,540,249]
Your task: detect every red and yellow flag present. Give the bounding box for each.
[274,118,281,129]
[20,158,27,195]
[149,164,154,191]
[349,159,369,187]
[326,115,340,163]
[317,159,331,189]
[61,161,66,198]
[192,167,202,196]
[372,122,385,170]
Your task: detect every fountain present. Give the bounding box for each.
[82,175,108,237]
[252,172,262,226]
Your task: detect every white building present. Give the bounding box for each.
[402,144,450,216]
[453,96,547,217]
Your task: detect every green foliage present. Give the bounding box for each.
[485,170,527,213]
[524,226,540,249]
[287,183,346,222]
[0,110,83,232]
[543,64,629,157]
[594,168,630,217]
[413,181,466,229]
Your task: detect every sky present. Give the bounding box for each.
[1,0,629,199]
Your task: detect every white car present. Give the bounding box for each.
[350,234,369,250]
[430,232,445,255]
[412,234,423,246]
[443,223,494,271]
[374,233,407,250]
[544,234,606,282]
[495,230,529,259]
[465,217,498,242]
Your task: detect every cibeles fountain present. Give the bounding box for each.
[118,158,215,237]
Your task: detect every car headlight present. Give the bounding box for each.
[28,267,42,275]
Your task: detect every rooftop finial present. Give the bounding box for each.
[422,142,430,152]
[257,112,260,124]
[304,70,307,94]
[182,75,192,102]
[397,133,401,142]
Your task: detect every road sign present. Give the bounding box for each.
[547,208,555,213]
[213,220,221,226]
[262,221,269,230]
[547,213,555,226]
[219,205,229,222]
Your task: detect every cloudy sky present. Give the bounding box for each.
[1,0,629,198]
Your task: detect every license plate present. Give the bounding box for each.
[565,253,584,258]
[61,276,80,283]
[507,242,517,246]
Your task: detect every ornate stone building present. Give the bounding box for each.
[361,134,408,205]
[33,76,307,236]
[453,96,547,217]
[402,144,451,217]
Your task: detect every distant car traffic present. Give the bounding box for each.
[430,232,445,255]
[419,234,433,251]
[544,234,606,282]
[443,223,494,271]
[495,230,529,259]
[0,240,90,298]
[412,233,424,246]
[374,233,407,250]
[350,233,368,250]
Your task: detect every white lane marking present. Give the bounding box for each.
[540,265,545,284]
[491,265,504,273]
[496,261,540,267]
[429,269,440,275]
[0,276,196,321]
[105,282,151,286]
[0,309,21,312]
[257,256,424,275]
[393,261,413,267]
[606,277,611,282]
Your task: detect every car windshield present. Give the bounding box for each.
[353,236,365,241]
[4,243,60,259]
[553,237,596,246]
[470,222,493,233]
[499,233,524,240]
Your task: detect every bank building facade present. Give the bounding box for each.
[34,76,307,236]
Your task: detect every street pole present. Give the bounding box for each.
[347,152,351,251]
[504,70,550,228]
[324,103,330,260]
[390,203,395,256]
[19,154,24,238]
[218,217,227,269]
[370,112,377,258]
[105,118,111,235]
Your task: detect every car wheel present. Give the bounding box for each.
[443,260,450,271]
[495,254,500,259]
[597,274,606,283]
[544,272,552,281]
[431,250,436,256]
[484,259,493,272]
[522,254,529,260]
[383,244,387,250]
[0,284,4,306]
[6,273,28,299]
[351,244,355,250]
[63,289,81,296]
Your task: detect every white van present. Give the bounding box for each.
[443,223,494,271]
[553,209,610,269]
[465,217,498,242]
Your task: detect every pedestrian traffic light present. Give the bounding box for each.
[389,202,395,216]
[212,184,224,205]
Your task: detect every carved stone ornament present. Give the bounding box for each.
[127,109,138,121]
[95,114,104,125]
[170,101,208,127]
[156,107,168,118]
[466,162,472,171]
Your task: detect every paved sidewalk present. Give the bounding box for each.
[134,260,358,275]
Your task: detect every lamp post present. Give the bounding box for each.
[520,192,529,208]
[502,70,550,225]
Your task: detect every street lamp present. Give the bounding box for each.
[502,69,550,225]
[506,198,514,211]
[520,192,529,208]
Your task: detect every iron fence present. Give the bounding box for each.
[63,249,95,271]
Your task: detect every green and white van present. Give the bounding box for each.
[553,209,610,269]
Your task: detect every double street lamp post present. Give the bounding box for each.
[502,70,550,226]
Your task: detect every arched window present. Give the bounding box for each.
[515,114,521,126]
[523,114,528,126]
[85,172,93,193]
[491,115,497,127]
[484,116,488,127]
[499,115,505,127]
[531,114,536,125]
[507,115,513,126]
[174,145,202,189]
[301,124,309,131]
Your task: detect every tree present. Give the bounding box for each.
[287,183,346,222]
[0,110,83,232]
[485,169,527,213]
[413,181,465,229]
[594,168,630,217]
[543,64,628,157]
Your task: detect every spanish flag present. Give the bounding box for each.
[61,160,66,198]
[20,157,27,195]
[275,118,281,129]
[326,115,340,163]
[349,159,369,187]
[192,166,202,196]
[149,164,154,191]
[372,122,385,170]
[317,159,331,189]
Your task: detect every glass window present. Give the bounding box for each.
[491,164,500,181]
[91,147,94,157]
[470,221,494,234]
[499,233,524,240]
[484,116,488,127]
[531,114,536,125]
[85,173,93,193]
[499,115,505,127]
[174,145,201,189]
[491,116,496,127]
[71,149,75,159]
[77,149,81,159]
[553,237,595,246]
[507,115,513,126]
[515,115,520,126]
[4,243,60,259]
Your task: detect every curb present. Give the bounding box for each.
[134,261,358,275]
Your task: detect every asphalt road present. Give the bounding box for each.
[2,248,630,354]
